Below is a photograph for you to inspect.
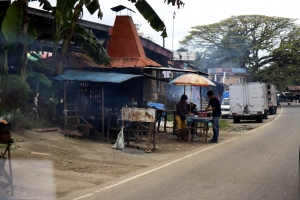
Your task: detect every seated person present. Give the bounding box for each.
[187,102,197,136]
[187,102,198,115]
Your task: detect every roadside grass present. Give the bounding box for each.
[167,116,229,129]
[167,115,174,122]
[219,119,230,128]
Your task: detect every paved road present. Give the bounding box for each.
[68,105,299,200]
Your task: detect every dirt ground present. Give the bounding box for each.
[0,113,279,199]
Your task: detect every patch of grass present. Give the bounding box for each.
[219,120,229,128]
[0,138,20,155]
[167,115,174,122]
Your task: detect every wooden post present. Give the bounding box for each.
[147,122,151,151]
[64,81,67,128]
[102,84,105,140]
[200,86,202,111]
[164,112,167,132]
[152,122,156,150]
[173,111,176,135]
[106,114,110,143]
[8,143,13,195]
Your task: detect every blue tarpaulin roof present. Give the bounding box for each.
[53,70,143,83]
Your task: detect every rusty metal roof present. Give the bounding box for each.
[107,16,161,68]
[287,86,300,91]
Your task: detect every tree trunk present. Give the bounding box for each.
[16,0,28,79]
[3,49,8,74]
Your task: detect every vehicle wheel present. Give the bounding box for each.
[233,117,240,123]
[263,111,268,119]
[256,115,263,123]
[269,107,274,115]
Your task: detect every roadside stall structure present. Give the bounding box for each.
[121,107,156,152]
[169,73,216,142]
[54,70,143,139]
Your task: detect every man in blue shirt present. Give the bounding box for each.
[205,91,221,143]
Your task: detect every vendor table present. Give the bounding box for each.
[186,116,210,143]
[0,139,13,195]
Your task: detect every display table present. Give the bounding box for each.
[186,117,210,143]
[0,139,13,195]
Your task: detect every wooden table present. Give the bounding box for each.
[186,117,210,143]
[107,110,156,152]
[0,139,14,195]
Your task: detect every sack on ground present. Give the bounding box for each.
[112,126,125,150]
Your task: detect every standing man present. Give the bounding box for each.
[205,91,221,143]
[175,94,188,142]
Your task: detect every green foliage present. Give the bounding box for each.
[132,0,167,38]
[27,59,52,74]
[219,120,229,128]
[74,27,111,66]
[56,0,78,20]
[0,138,20,155]
[85,0,103,19]
[1,1,23,45]
[26,72,52,87]
[29,0,52,11]
[180,15,297,72]
[1,110,34,130]
[1,74,31,111]
[167,115,174,122]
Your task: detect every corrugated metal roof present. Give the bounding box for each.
[110,57,161,68]
[53,70,142,83]
[287,86,300,91]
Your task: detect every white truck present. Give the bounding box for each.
[267,84,277,115]
[229,82,269,123]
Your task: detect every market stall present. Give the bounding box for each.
[169,74,216,142]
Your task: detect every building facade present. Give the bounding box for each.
[208,68,250,85]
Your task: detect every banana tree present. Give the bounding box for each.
[55,0,109,75]
[0,0,51,76]
[129,0,185,38]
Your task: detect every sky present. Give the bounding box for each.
[29,0,300,52]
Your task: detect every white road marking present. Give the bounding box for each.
[73,193,94,200]
[244,107,283,135]
[73,108,283,200]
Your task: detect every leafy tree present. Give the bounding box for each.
[1,74,31,111]
[179,15,297,72]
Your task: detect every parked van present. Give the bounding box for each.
[229,82,269,123]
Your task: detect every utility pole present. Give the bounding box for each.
[172,11,176,52]
[163,20,165,48]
